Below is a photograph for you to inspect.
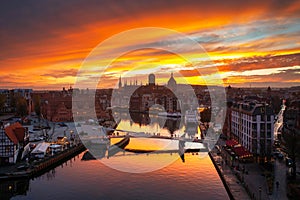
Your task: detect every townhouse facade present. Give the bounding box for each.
[0,122,29,165]
[231,101,275,160]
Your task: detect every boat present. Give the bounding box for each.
[185,108,200,124]
[158,112,181,118]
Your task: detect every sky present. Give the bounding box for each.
[0,0,300,89]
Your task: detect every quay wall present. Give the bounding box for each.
[31,143,86,177]
[208,151,234,200]
[0,143,86,180]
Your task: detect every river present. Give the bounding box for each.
[2,113,229,199]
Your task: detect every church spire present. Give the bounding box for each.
[118,76,122,89]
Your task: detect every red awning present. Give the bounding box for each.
[233,146,252,158]
[226,139,239,147]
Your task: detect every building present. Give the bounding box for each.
[0,89,10,112]
[231,101,275,161]
[35,88,73,122]
[0,122,29,165]
[282,99,300,143]
[0,89,33,113]
[148,74,155,86]
[167,72,177,91]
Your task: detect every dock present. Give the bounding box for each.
[0,143,86,180]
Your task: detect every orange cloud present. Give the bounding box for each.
[0,1,300,89]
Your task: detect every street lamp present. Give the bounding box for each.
[259,186,262,200]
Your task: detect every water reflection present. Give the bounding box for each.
[82,112,205,172]
[0,179,29,200]
[8,152,229,200]
[116,112,200,138]
[2,114,224,199]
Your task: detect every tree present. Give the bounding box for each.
[16,97,28,117]
[0,94,6,112]
[33,95,41,117]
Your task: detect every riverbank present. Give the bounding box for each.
[0,143,86,180]
[209,148,250,200]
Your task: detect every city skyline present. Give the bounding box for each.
[1,1,300,90]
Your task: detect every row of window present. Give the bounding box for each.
[0,145,14,156]
[232,112,273,122]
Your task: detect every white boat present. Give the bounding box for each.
[158,112,181,118]
[185,108,200,124]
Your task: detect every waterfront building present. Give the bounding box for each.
[0,122,29,165]
[231,101,275,161]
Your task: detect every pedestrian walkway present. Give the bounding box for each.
[213,138,289,200]
[269,158,288,200]
[210,150,250,199]
[242,163,271,200]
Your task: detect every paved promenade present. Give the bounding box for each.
[210,138,289,200]
[210,149,250,199]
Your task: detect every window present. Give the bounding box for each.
[252,123,257,130]
[261,123,265,131]
[267,131,271,138]
[5,146,10,153]
[267,123,271,130]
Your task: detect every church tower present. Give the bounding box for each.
[118,76,122,89]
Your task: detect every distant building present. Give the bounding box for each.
[118,76,122,89]
[231,101,275,161]
[33,88,73,122]
[167,73,177,90]
[0,89,33,113]
[0,122,29,165]
[148,74,155,86]
[0,89,10,112]
[282,100,300,140]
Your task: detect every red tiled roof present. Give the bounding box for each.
[14,127,25,142]
[4,122,23,144]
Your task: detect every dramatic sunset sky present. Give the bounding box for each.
[1,0,300,89]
